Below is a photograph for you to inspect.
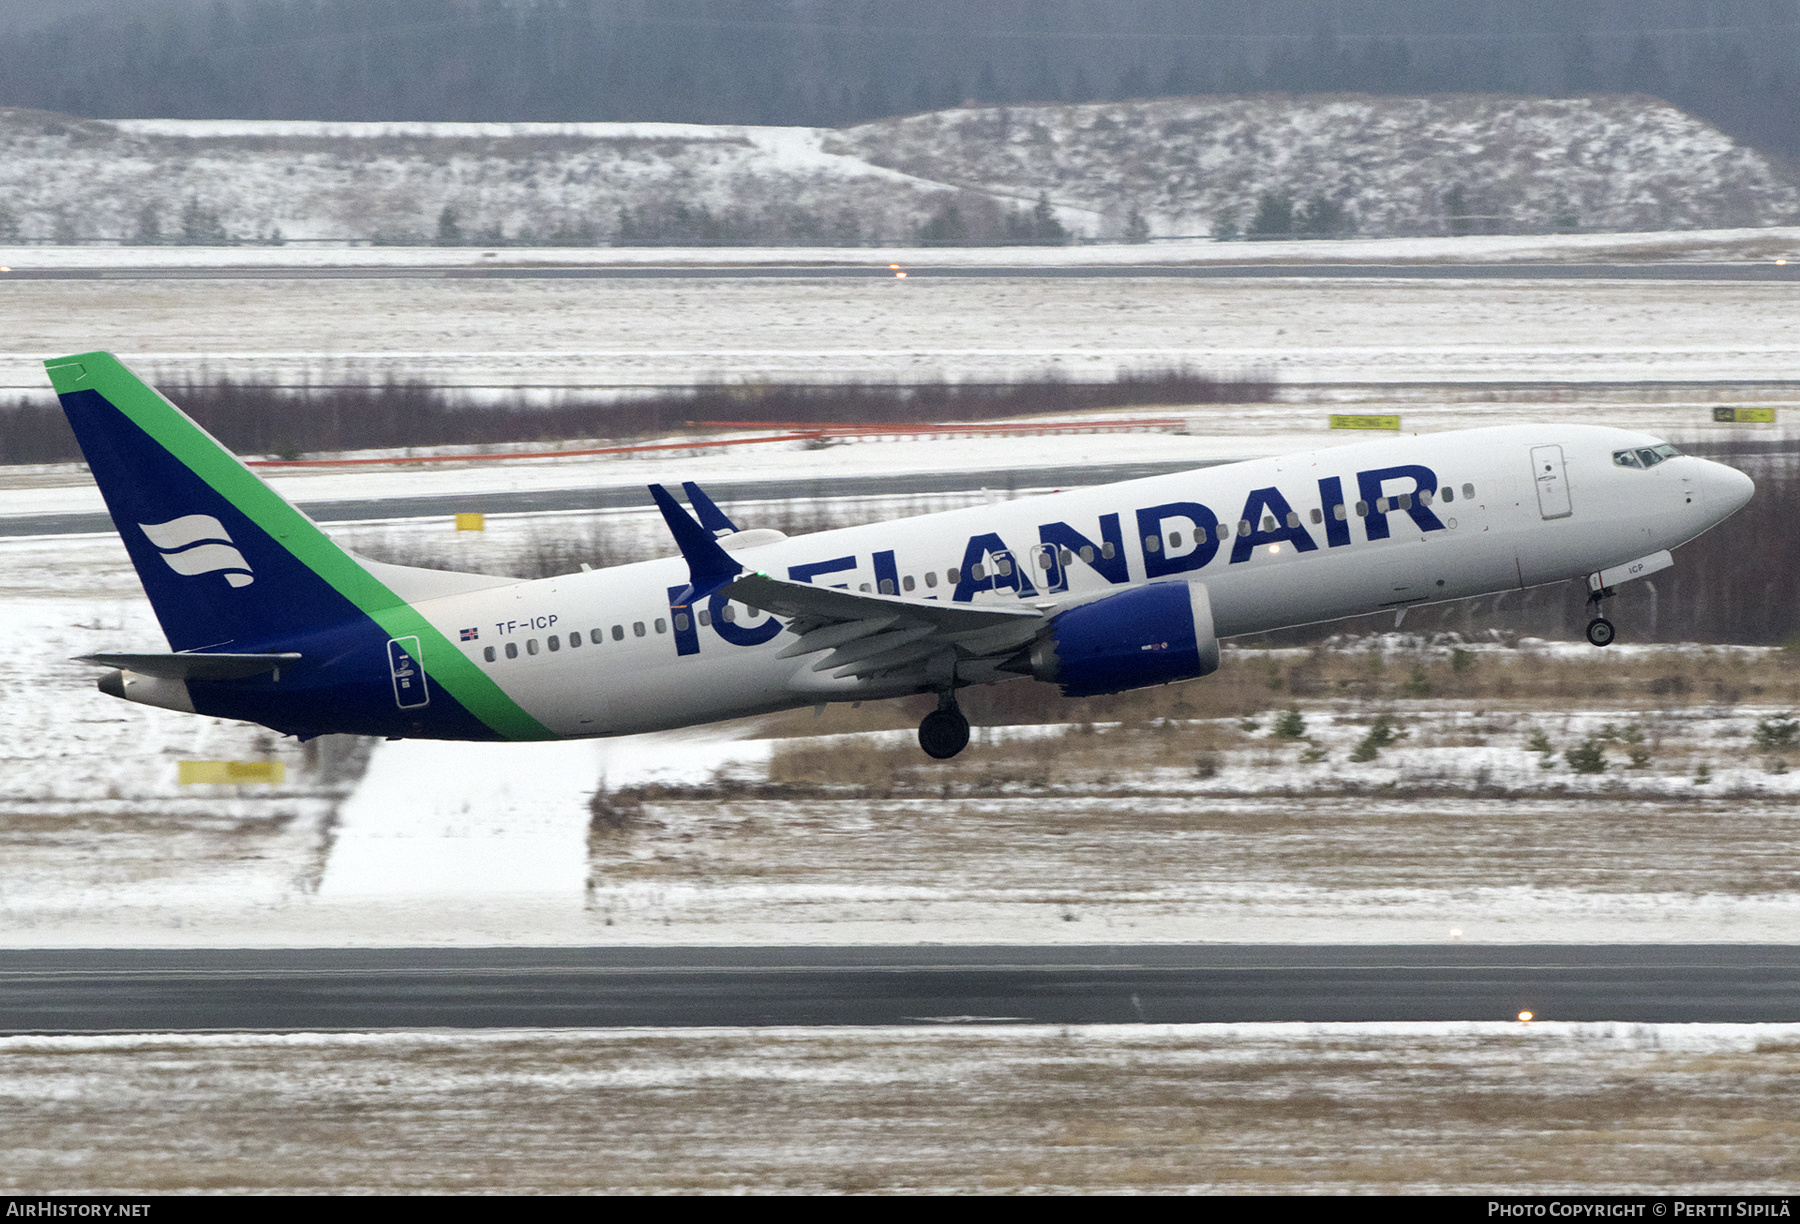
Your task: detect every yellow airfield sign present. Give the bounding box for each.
[179,760,286,784]
[1330,414,1401,431]
[1713,407,1776,424]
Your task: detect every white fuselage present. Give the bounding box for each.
[403,423,1752,737]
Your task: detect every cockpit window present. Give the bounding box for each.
[1613,443,1682,470]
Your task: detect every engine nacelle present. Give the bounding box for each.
[1028,581,1220,698]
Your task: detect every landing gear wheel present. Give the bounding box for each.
[919,708,971,760]
[1586,617,1617,647]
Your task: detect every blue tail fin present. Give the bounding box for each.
[47,353,550,741]
[50,353,394,652]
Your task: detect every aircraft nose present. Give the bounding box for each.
[1705,461,1755,517]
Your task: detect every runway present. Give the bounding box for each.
[3,440,1780,538]
[6,262,1800,281]
[0,458,1212,537]
[3,945,1797,1032]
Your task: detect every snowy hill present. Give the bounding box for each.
[835,94,1800,238]
[0,93,1793,246]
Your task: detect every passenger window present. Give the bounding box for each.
[720,605,736,622]
[1168,531,1182,548]
[996,559,1012,576]
[1078,545,1093,563]
[568,632,581,648]
[971,562,988,579]
[1355,501,1369,516]
[483,646,496,663]
[1461,483,1475,499]
[859,583,871,592]
[1262,516,1276,532]
[526,639,539,656]
[698,610,711,626]
[903,575,915,592]
[948,566,961,584]
[880,579,895,593]
[654,618,667,634]
[675,613,689,631]
[590,629,603,644]
[1440,487,1454,503]
[547,634,560,651]
[1101,542,1115,559]
[925,571,939,588]
[611,625,624,641]
[1310,508,1322,524]
[505,642,518,659]
[1375,497,1389,513]
[1285,512,1300,528]
[1216,524,1230,540]
[1143,535,1161,554]
[1062,548,1075,566]
[1333,504,1348,521]
[1418,490,1433,506]
[632,622,645,637]
[1397,493,1412,510]
[1237,519,1251,535]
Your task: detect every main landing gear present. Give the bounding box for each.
[919,691,971,759]
[1586,583,1617,647]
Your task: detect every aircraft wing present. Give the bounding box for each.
[724,571,1043,680]
[652,483,1046,682]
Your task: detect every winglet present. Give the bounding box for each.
[681,481,740,536]
[650,484,744,606]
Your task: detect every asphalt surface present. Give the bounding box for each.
[5,262,1799,281]
[5,442,1780,538]
[0,458,1212,537]
[2,946,1795,1032]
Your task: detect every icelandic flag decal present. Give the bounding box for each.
[459,627,479,641]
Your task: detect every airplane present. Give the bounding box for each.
[50,351,1754,759]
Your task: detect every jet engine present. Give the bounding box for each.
[1026,580,1220,697]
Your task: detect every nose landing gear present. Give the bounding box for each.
[918,691,971,759]
[1585,583,1617,647]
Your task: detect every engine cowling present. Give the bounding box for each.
[1027,581,1220,698]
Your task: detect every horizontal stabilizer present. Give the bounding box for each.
[78,651,302,680]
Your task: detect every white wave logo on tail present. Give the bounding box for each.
[139,515,255,587]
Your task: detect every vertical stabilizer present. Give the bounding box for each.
[47,353,550,740]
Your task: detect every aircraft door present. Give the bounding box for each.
[1530,445,1573,520]
[974,548,1029,598]
[387,636,430,709]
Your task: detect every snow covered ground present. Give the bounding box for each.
[6,267,1800,397]
[5,226,1799,268]
[4,1022,1797,1192]
[837,95,1800,238]
[2,419,1797,950]
[2,94,1792,246]
[3,519,1798,948]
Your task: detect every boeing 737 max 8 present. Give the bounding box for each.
[51,353,1754,758]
